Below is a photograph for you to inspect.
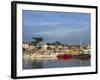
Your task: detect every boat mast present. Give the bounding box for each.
[80,38,82,49]
[80,37,82,50]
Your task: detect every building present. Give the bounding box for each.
[22,42,29,50]
[42,43,56,50]
[22,42,35,50]
[28,44,35,50]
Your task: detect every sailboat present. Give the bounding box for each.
[77,38,91,60]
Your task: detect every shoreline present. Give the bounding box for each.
[23,54,57,59]
[23,54,91,60]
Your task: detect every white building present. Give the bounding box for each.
[22,43,29,50]
[28,45,35,50]
[42,43,56,50]
[22,42,35,50]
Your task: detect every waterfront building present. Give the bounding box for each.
[22,42,29,50]
[22,42,35,50]
[28,44,35,50]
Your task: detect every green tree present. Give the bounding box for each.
[31,37,43,50]
[55,41,61,45]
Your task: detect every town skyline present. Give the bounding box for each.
[22,10,91,45]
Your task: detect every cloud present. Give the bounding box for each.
[23,10,90,44]
[33,26,90,40]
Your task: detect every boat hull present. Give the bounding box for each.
[73,54,91,60]
[57,54,73,60]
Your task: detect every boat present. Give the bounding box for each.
[76,38,91,60]
[77,49,91,60]
[77,54,90,60]
[72,49,91,60]
[57,53,73,60]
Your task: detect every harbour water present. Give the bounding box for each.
[23,57,90,69]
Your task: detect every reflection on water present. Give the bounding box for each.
[23,58,90,69]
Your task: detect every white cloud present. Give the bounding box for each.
[33,26,89,39]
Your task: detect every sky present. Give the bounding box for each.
[22,10,91,45]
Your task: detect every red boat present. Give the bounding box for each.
[57,54,73,60]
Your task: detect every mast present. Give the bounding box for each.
[80,37,82,50]
[79,37,83,54]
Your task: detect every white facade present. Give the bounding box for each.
[22,43,29,49]
[29,45,35,50]
[22,43,35,50]
[42,44,48,50]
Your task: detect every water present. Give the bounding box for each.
[23,57,90,69]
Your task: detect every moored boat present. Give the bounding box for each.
[57,53,73,60]
[73,50,91,60]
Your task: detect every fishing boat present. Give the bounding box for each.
[76,38,91,60]
[57,53,73,60]
[77,50,91,60]
[77,54,90,60]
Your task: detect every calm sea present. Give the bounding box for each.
[23,57,90,69]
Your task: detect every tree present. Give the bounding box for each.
[55,41,61,45]
[47,46,52,50]
[54,41,62,50]
[23,48,26,51]
[31,37,43,50]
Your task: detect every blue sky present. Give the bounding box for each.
[22,10,91,44]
